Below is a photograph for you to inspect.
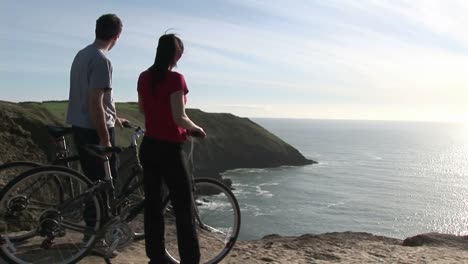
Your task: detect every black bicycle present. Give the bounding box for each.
[0,124,145,264]
[0,125,241,264]
[0,126,81,243]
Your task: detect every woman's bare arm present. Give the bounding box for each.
[170,90,206,137]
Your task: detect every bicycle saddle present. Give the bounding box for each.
[46,125,73,138]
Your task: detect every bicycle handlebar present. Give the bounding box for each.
[122,120,135,129]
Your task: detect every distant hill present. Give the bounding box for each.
[0,101,316,180]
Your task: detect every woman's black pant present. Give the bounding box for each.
[139,136,200,264]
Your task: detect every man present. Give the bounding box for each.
[66,13,126,257]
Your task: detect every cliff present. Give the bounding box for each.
[186,109,316,179]
[0,101,62,164]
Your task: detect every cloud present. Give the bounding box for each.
[2,0,468,121]
[222,104,273,111]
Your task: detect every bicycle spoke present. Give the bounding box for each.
[20,175,59,199]
[28,199,57,208]
[199,223,227,236]
[0,166,102,264]
[61,220,96,235]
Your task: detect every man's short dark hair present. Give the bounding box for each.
[95,14,122,41]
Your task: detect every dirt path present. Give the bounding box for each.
[80,232,468,264]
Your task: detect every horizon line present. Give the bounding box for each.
[5,99,466,125]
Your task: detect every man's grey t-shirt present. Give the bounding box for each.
[66,44,116,129]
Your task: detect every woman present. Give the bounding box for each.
[138,33,205,264]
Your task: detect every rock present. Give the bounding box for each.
[260,256,275,262]
[262,234,282,239]
[403,232,468,249]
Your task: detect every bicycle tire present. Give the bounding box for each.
[122,169,145,240]
[163,178,241,264]
[0,165,104,264]
[115,146,145,240]
[0,161,42,190]
[0,161,68,243]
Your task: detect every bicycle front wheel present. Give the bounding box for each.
[164,178,241,264]
[0,166,103,264]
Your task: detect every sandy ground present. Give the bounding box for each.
[79,232,468,264]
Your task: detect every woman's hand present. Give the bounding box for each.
[187,127,207,138]
[116,117,130,128]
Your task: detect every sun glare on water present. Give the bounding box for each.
[459,123,468,148]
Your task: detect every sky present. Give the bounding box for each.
[1,0,468,122]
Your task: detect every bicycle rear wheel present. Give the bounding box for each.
[0,162,66,243]
[163,178,241,264]
[0,166,103,264]
[0,161,41,190]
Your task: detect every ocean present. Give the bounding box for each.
[224,118,468,241]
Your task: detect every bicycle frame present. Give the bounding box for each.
[41,124,147,237]
[51,124,230,249]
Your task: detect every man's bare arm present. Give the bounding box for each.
[89,89,111,147]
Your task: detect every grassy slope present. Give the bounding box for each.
[41,101,143,147]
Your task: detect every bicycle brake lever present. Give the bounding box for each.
[122,121,133,129]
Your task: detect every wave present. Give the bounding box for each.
[327,201,345,208]
[255,185,273,198]
[259,182,280,186]
[224,168,268,174]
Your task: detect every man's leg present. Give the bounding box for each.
[72,126,120,257]
[72,127,103,228]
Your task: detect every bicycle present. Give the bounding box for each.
[0,123,146,234]
[0,126,78,242]
[0,124,146,260]
[0,125,241,264]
